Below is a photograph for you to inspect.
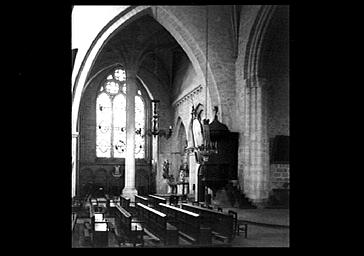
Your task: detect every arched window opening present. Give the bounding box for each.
[96,67,146,159]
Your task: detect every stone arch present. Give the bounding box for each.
[174,117,187,153]
[239,5,286,205]
[244,5,277,84]
[150,6,222,124]
[168,117,186,180]
[72,6,222,134]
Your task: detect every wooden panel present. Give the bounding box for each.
[158,203,212,245]
[135,195,149,206]
[136,203,178,245]
[181,203,234,242]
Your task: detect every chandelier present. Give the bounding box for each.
[145,99,173,139]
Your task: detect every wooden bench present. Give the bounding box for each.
[120,196,131,211]
[114,204,144,247]
[135,195,149,206]
[83,222,92,245]
[181,203,234,243]
[72,213,78,232]
[136,202,178,245]
[148,194,167,210]
[96,197,108,207]
[169,195,179,206]
[158,203,212,245]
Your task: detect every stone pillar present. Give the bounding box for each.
[244,76,270,208]
[72,132,78,198]
[122,69,138,201]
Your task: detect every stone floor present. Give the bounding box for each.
[224,207,289,227]
[219,206,289,247]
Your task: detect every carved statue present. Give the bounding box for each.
[179,169,186,183]
[162,160,170,179]
[112,165,122,178]
[180,162,189,177]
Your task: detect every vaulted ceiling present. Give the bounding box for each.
[89,13,189,91]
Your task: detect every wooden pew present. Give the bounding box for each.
[97,197,108,207]
[148,195,167,209]
[120,196,131,212]
[158,203,212,245]
[136,203,178,245]
[72,212,78,232]
[114,204,144,247]
[169,195,179,206]
[135,195,149,206]
[181,203,234,243]
[83,221,93,245]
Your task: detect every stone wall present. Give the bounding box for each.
[269,164,289,190]
[74,5,289,205]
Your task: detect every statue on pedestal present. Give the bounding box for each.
[162,160,170,179]
[161,160,177,194]
[179,169,186,183]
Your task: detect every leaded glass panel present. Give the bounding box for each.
[114,69,126,82]
[96,67,147,160]
[105,81,119,94]
[96,93,112,157]
[113,94,126,158]
[135,95,145,158]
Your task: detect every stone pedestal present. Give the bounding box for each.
[122,187,138,202]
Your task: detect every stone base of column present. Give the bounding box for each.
[122,187,138,202]
[251,198,269,209]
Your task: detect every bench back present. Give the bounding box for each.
[158,203,211,244]
[115,204,132,232]
[135,195,148,206]
[136,202,178,245]
[181,203,234,242]
[120,196,130,211]
[148,194,167,209]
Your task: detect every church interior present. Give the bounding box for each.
[71,5,289,247]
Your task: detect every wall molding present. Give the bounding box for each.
[172,84,203,107]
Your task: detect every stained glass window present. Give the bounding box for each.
[114,68,126,82]
[96,93,112,157]
[96,67,146,159]
[105,81,119,94]
[135,95,145,159]
[113,94,126,158]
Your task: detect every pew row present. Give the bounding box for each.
[120,196,131,212]
[181,203,234,243]
[158,203,212,245]
[114,204,144,247]
[72,213,78,232]
[148,194,167,208]
[135,195,149,206]
[136,203,179,245]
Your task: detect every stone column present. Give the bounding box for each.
[72,132,78,198]
[122,69,138,201]
[244,76,270,208]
